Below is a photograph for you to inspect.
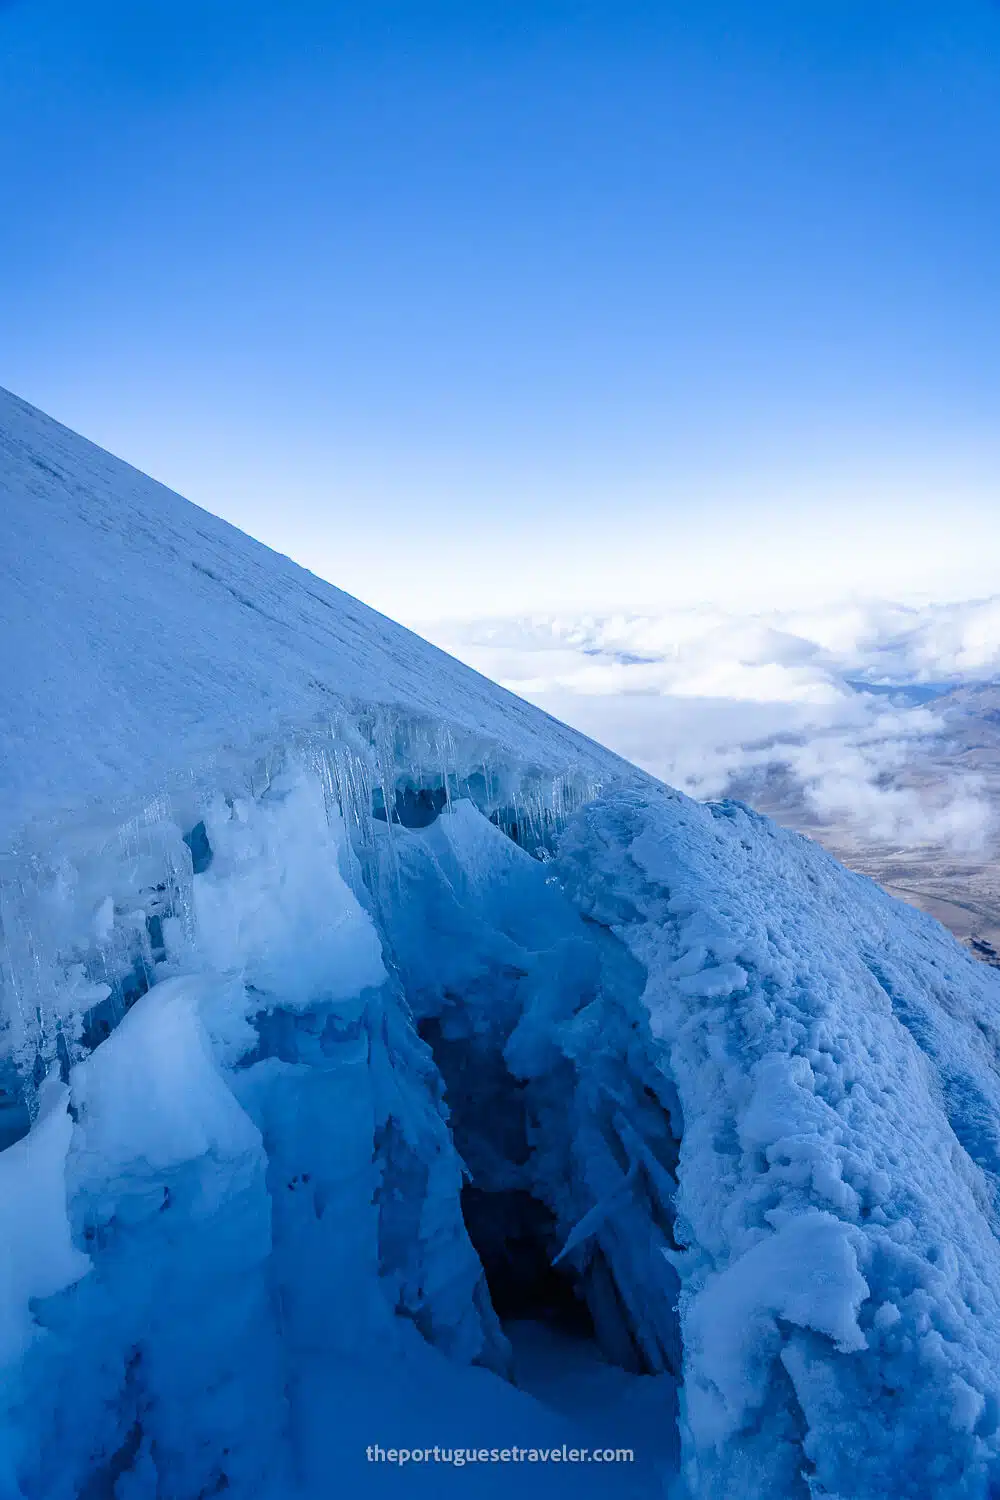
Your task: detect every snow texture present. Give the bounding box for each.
[0,386,627,855]
[557,793,1000,1497]
[4,387,1000,1498]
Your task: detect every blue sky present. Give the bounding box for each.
[2,0,999,619]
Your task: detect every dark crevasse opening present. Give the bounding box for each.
[0,1060,30,1151]
[460,1185,596,1338]
[182,819,214,874]
[386,805,684,1387]
[419,1013,598,1343]
[418,1004,669,1378]
[372,783,449,829]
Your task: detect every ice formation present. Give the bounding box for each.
[4,386,1000,1497]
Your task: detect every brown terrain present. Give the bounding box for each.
[732,682,1000,968]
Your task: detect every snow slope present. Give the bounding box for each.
[4,388,1000,1499]
[0,385,628,851]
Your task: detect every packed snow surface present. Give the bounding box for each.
[4,389,1000,1498]
[0,386,626,851]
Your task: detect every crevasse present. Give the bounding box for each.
[0,725,676,1500]
[6,386,1000,1499]
[4,721,1000,1498]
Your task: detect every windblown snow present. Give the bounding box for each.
[3,386,1000,1498]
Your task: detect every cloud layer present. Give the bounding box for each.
[425,598,1000,856]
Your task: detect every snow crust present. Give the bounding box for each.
[4,389,1000,1498]
[558,793,1000,1497]
[0,385,627,854]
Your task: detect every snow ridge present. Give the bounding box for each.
[4,390,1000,1498]
[558,793,1000,1496]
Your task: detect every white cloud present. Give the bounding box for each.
[424,598,1000,856]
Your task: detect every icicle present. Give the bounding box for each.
[551,1162,639,1266]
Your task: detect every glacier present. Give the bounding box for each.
[4,388,1000,1497]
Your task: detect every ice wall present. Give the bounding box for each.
[4,723,1000,1498]
[0,728,606,1499]
[0,711,599,1095]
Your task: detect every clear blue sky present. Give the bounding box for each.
[2,1,999,619]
